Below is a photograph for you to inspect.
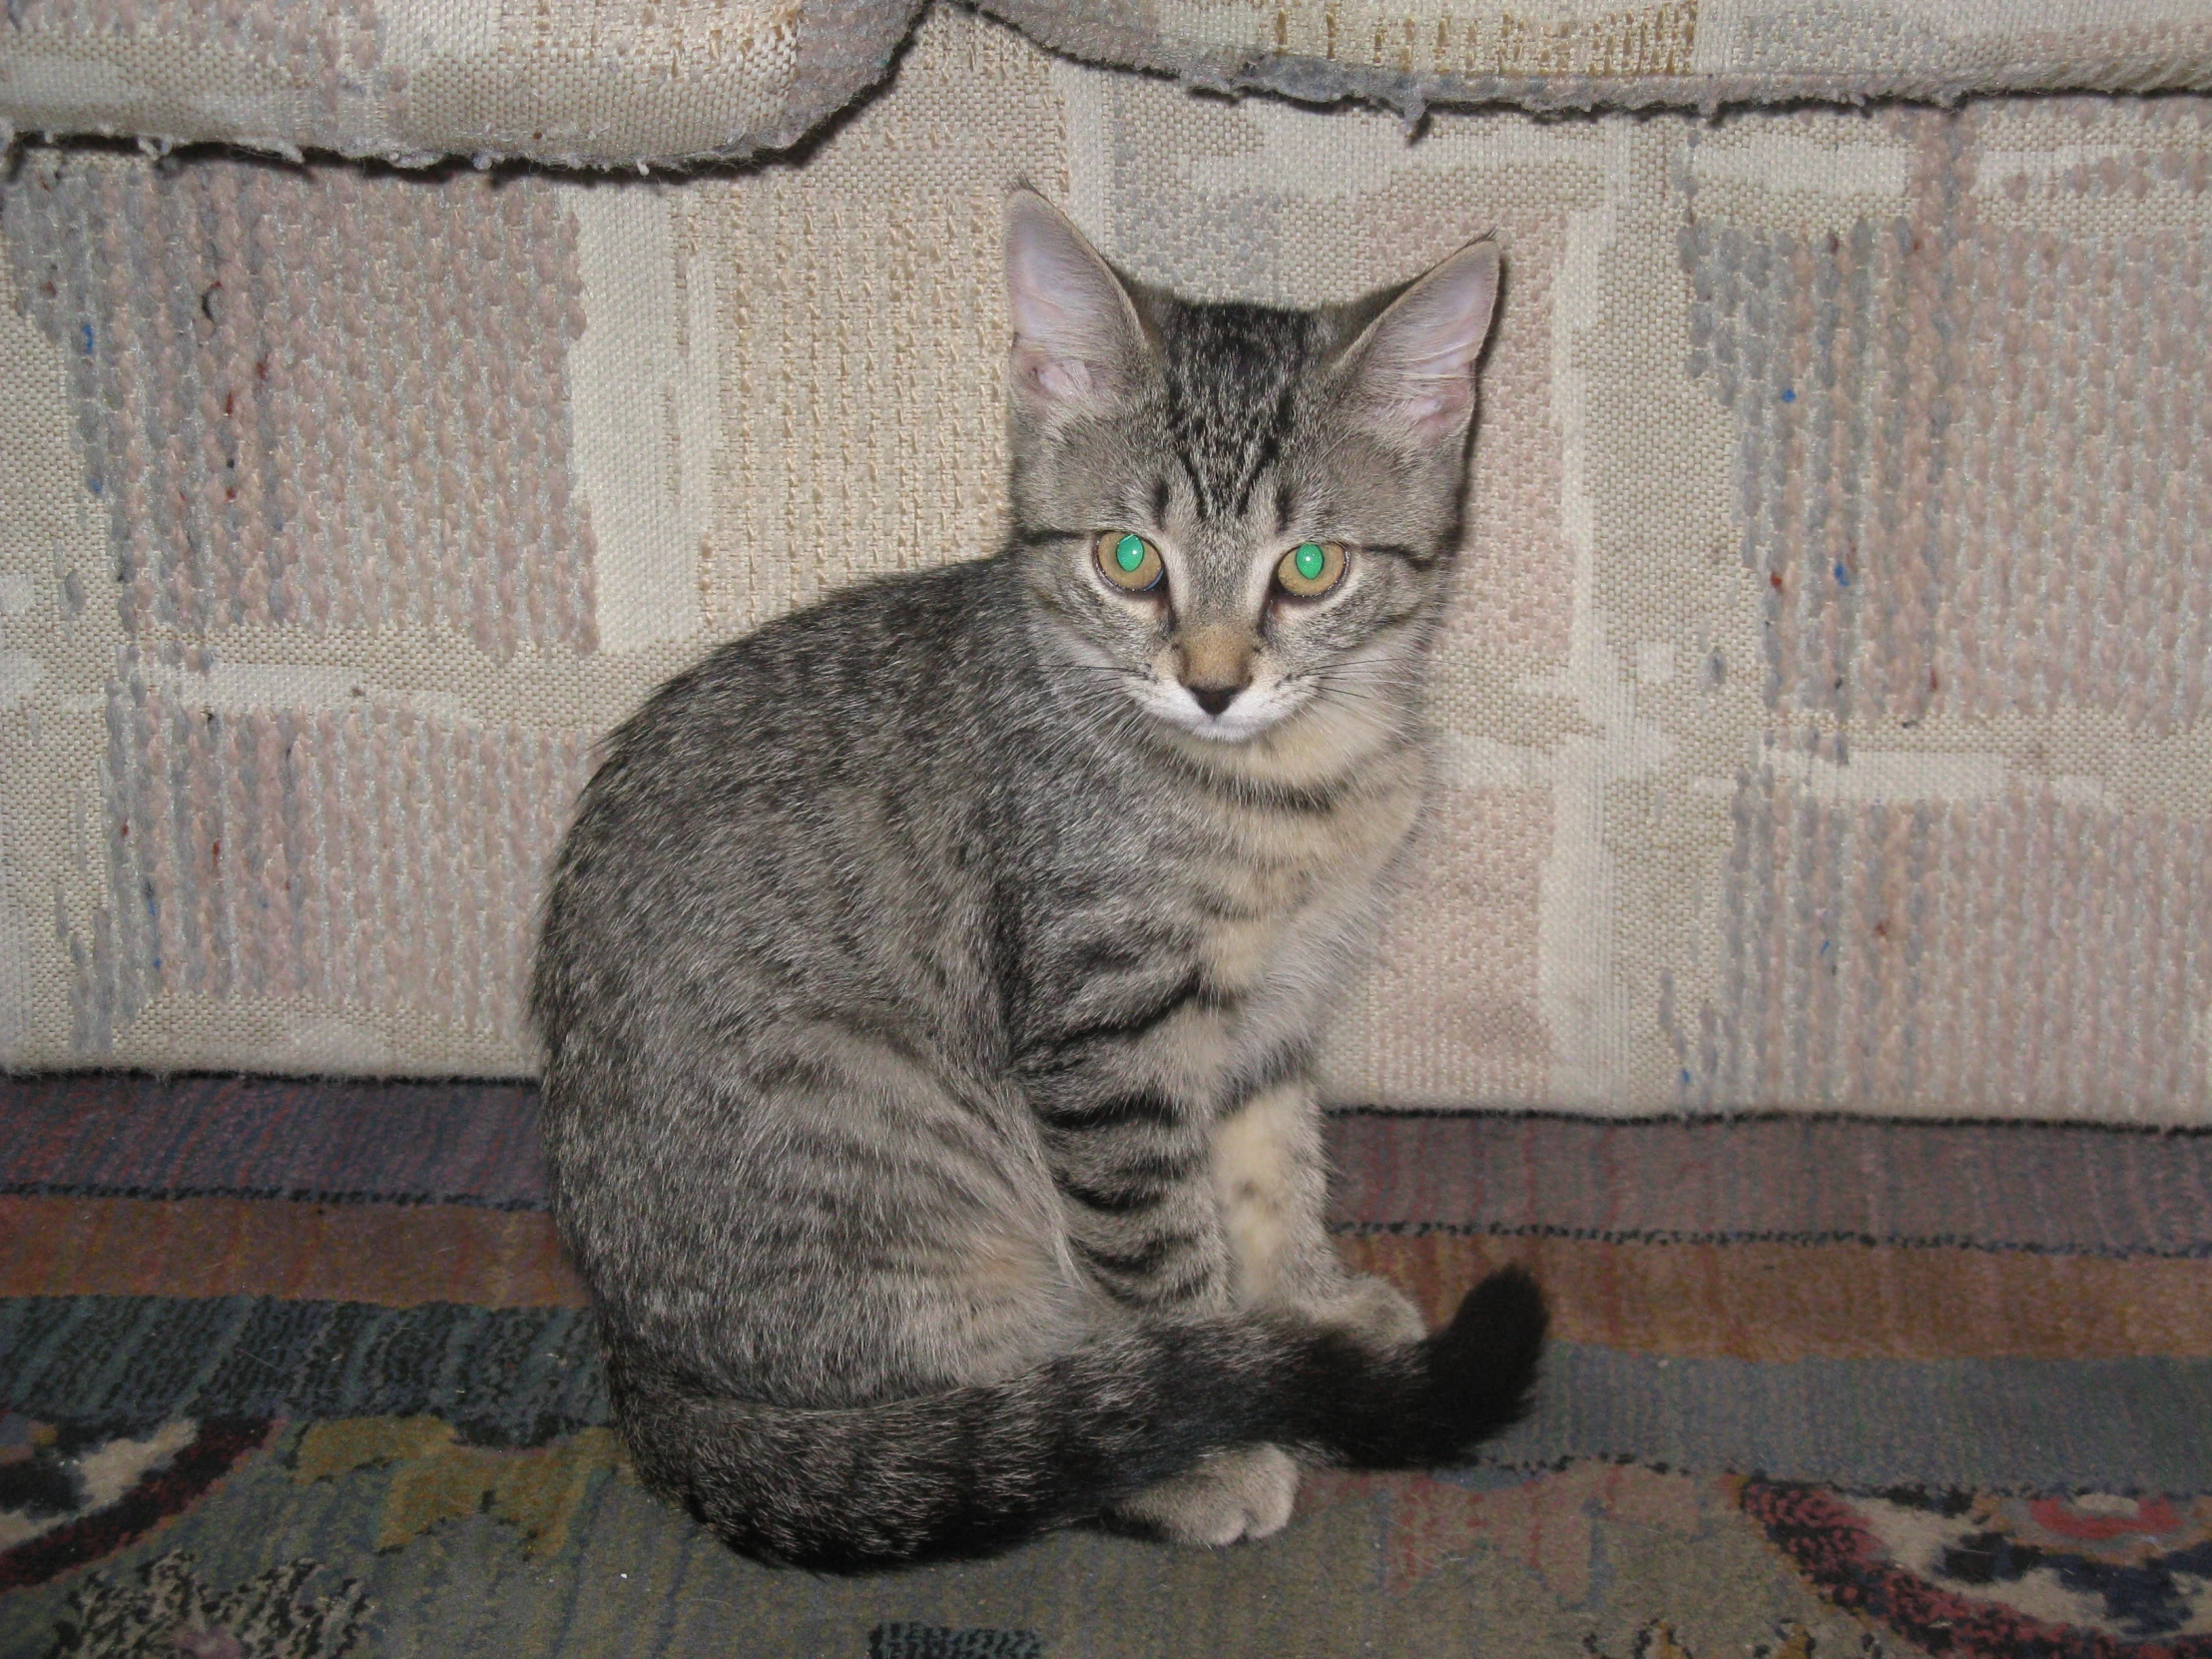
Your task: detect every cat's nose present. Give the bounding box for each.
[1178,626,1254,716]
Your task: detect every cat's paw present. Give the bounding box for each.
[1312,1273,1426,1348]
[1107,1444,1300,1548]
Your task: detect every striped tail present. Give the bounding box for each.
[607,1266,1546,1571]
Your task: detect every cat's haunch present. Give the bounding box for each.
[607,1267,1546,1573]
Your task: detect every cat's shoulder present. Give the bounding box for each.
[691,556,1006,682]
[598,555,1017,768]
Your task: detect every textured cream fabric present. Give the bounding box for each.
[0,0,922,167]
[5,0,2212,167]
[991,0,2212,123]
[4,9,2212,1122]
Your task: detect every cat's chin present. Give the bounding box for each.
[1171,712,1281,744]
[1190,727,1262,745]
[1132,693,1296,746]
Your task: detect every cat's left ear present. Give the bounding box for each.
[1336,241,1500,446]
[1004,186,1153,422]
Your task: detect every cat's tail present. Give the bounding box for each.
[605,1265,1546,1572]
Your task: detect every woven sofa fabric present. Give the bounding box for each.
[986,0,2212,122]
[6,1,2212,168]
[4,8,2212,1122]
[0,0,929,169]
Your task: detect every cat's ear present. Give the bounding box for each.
[1004,187,1151,420]
[1336,241,1500,445]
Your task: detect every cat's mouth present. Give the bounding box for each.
[1136,677,1304,742]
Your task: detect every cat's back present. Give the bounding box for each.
[601,555,1018,802]
[534,556,1034,1043]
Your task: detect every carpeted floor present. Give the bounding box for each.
[4,1077,2210,1657]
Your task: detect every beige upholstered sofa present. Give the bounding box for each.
[5,1,2212,1126]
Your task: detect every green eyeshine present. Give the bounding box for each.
[1115,533,1147,573]
[1294,542,1327,581]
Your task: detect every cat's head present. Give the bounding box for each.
[1003,187,1498,760]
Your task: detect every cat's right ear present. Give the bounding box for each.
[1005,188,1151,421]
[1334,240,1500,448]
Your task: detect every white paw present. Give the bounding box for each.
[1111,1444,1300,1547]
[1317,1274,1426,1347]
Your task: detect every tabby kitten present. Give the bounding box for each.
[529,188,1544,1571]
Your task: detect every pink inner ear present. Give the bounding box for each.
[1005,197,1139,414]
[1006,265,1081,351]
[1366,366,1476,442]
[1394,383,1471,431]
[1014,344,1095,403]
[1354,244,1498,440]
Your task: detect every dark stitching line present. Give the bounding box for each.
[6,1187,2200,1260]
[1,1180,545,1211]
[1328,1218,2212,1262]
[1319,1104,2212,1137]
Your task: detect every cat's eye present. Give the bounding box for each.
[1095,531,1165,594]
[1276,540,1348,599]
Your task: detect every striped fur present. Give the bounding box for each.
[529,190,1536,1569]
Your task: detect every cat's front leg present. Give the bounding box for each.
[1036,1083,1238,1315]
[1031,1070,1304,1543]
[1101,1072,1421,1547]
[1210,1076,1424,1348]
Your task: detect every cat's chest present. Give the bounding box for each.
[1182,752,1424,1004]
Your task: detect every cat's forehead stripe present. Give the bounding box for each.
[1159,301,1313,524]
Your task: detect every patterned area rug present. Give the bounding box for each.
[3,1078,2209,1657]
